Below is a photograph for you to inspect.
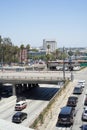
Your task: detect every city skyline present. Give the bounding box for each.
[0,0,87,47]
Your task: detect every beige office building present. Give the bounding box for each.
[43,39,57,53]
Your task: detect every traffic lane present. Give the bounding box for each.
[18,84,60,126]
[53,70,87,130]
[54,86,86,130]
[71,70,87,130]
[0,84,60,126]
[53,93,84,130]
[43,81,77,130]
[72,87,87,130]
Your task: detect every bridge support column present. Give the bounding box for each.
[23,83,28,91]
[13,84,16,95]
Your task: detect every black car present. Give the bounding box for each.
[12,112,27,123]
[57,106,75,125]
[67,96,78,107]
[73,86,83,94]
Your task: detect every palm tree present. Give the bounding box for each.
[26,44,30,51]
[55,49,60,59]
[20,44,25,64]
[47,44,50,54]
[26,44,30,62]
[13,46,19,63]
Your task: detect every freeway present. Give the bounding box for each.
[0,68,87,130]
[0,84,60,127]
[42,68,87,130]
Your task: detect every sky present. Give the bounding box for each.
[0,0,87,48]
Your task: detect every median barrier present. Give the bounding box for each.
[30,80,70,129]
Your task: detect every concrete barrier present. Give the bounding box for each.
[30,80,70,129]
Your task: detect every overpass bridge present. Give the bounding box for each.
[0,71,71,96]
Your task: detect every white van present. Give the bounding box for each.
[15,101,27,111]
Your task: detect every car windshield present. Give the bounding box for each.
[59,114,70,118]
[83,125,87,130]
[75,87,80,90]
[69,97,75,101]
[16,104,20,106]
[85,110,87,113]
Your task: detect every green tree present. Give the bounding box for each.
[20,44,25,63]
[12,46,19,63]
[0,35,2,44]
[0,36,2,62]
[3,37,12,45]
[47,44,50,54]
[68,48,73,57]
[26,44,30,60]
[26,44,30,51]
[46,54,51,61]
[20,44,25,50]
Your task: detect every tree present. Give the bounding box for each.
[0,35,2,44]
[46,54,51,62]
[26,44,30,51]
[0,36,2,62]
[47,44,50,54]
[3,37,12,46]
[68,48,73,57]
[20,44,25,64]
[12,46,19,63]
[20,44,25,50]
[26,44,30,61]
[74,49,81,60]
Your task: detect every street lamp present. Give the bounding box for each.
[68,48,74,81]
[1,41,3,71]
[63,47,65,81]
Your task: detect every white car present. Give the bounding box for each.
[15,101,27,111]
[73,66,80,71]
[78,80,85,88]
[82,107,87,121]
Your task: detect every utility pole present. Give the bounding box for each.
[63,47,65,81]
[68,48,74,81]
[1,41,3,71]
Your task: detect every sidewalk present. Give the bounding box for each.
[37,80,78,130]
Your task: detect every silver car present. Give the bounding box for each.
[82,108,87,121]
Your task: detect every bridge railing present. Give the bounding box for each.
[0,75,70,80]
[0,75,63,80]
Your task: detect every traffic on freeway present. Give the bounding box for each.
[0,68,87,130]
[48,68,87,130]
[0,83,61,127]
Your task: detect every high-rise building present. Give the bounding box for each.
[43,39,57,53]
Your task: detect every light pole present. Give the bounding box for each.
[63,47,65,81]
[1,41,3,71]
[68,48,74,81]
